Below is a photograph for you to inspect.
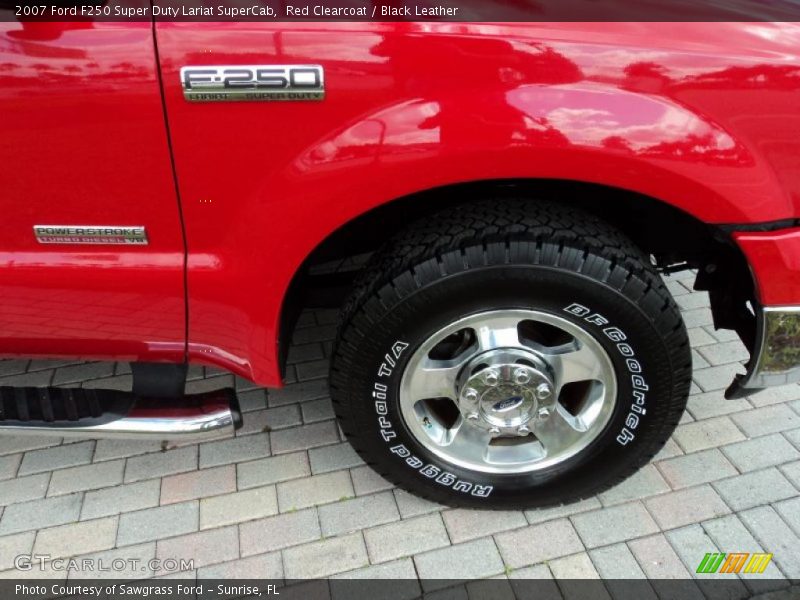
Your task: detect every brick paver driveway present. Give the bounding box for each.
[0,271,798,596]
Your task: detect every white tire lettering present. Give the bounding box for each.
[563,304,649,447]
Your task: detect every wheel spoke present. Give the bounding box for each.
[475,315,524,351]
[534,406,585,456]
[552,343,603,385]
[442,419,493,464]
[405,357,464,400]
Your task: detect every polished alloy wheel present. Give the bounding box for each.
[399,309,617,474]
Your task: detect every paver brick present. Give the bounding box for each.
[238,406,301,436]
[308,442,363,474]
[283,532,368,579]
[774,496,800,537]
[350,465,394,496]
[548,553,612,600]
[0,493,82,535]
[318,491,399,536]
[597,465,670,505]
[628,540,705,600]
[393,489,444,519]
[198,552,283,579]
[267,379,329,407]
[657,449,738,489]
[785,429,800,452]
[673,417,746,453]
[780,463,800,497]
[696,340,749,366]
[645,485,731,530]
[571,502,659,548]
[442,508,527,544]
[237,389,267,412]
[47,460,124,496]
[713,468,797,511]
[0,454,21,481]
[287,343,325,365]
[155,525,239,573]
[116,502,198,546]
[740,506,800,579]
[295,359,329,382]
[0,370,54,387]
[237,452,310,489]
[331,559,421,600]
[52,362,114,385]
[92,439,163,462]
[0,473,49,506]
[160,465,236,504]
[271,421,339,455]
[415,538,504,590]
[240,508,321,556]
[33,517,118,559]
[363,513,450,564]
[124,446,197,483]
[81,480,161,520]
[702,514,786,592]
[693,364,745,393]
[200,485,279,529]
[495,519,583,568]
[18,441,94,476]
[277,470,353,511]
[721,433,800,472]
[524,497,601,525]
[685,391,751,421]
[68,543,156,580]
[301,398,335,424]
[590,544,659,600]
[666,525,749,600]
[0,531,35,571]
[732,405,800,438]
[748,384,800,408]
[199,433,270,468]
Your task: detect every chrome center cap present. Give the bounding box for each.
[457,349,555,436]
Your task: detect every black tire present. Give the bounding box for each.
[330,199,691,509]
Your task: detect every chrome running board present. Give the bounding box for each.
[0,387,241,441]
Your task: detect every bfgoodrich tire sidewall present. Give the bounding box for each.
[344,265,679,508]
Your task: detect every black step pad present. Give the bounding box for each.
[0,387,135,425]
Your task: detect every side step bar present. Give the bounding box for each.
[0,387,242,441]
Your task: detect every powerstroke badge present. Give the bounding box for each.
[180,65,324,102]
[33,225,148,245]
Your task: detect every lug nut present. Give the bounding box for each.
[489,426,501,434]
[538,407,551,420]
[517,425,531,436]
[513,368,531,385]
[483,369,500,386]
[463,388,479,403]
[467,412,479,420]
[535,383,552,400]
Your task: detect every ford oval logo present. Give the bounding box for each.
[492,396,524,413]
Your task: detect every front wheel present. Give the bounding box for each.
[330,200,691,508]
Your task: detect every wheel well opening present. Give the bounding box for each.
[279,178,756,379]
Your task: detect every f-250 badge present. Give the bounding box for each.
[180,65,324,102]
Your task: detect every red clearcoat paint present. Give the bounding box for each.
[3,20,800,384]
[0,21,186,364]
[735,229,800,306]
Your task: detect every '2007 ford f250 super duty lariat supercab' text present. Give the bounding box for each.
[2,16,800,507]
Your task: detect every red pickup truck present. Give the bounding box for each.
[2,18,800,508]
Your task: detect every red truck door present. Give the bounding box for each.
[0,19,186,363]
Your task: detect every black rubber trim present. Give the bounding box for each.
[717,218,800,233]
